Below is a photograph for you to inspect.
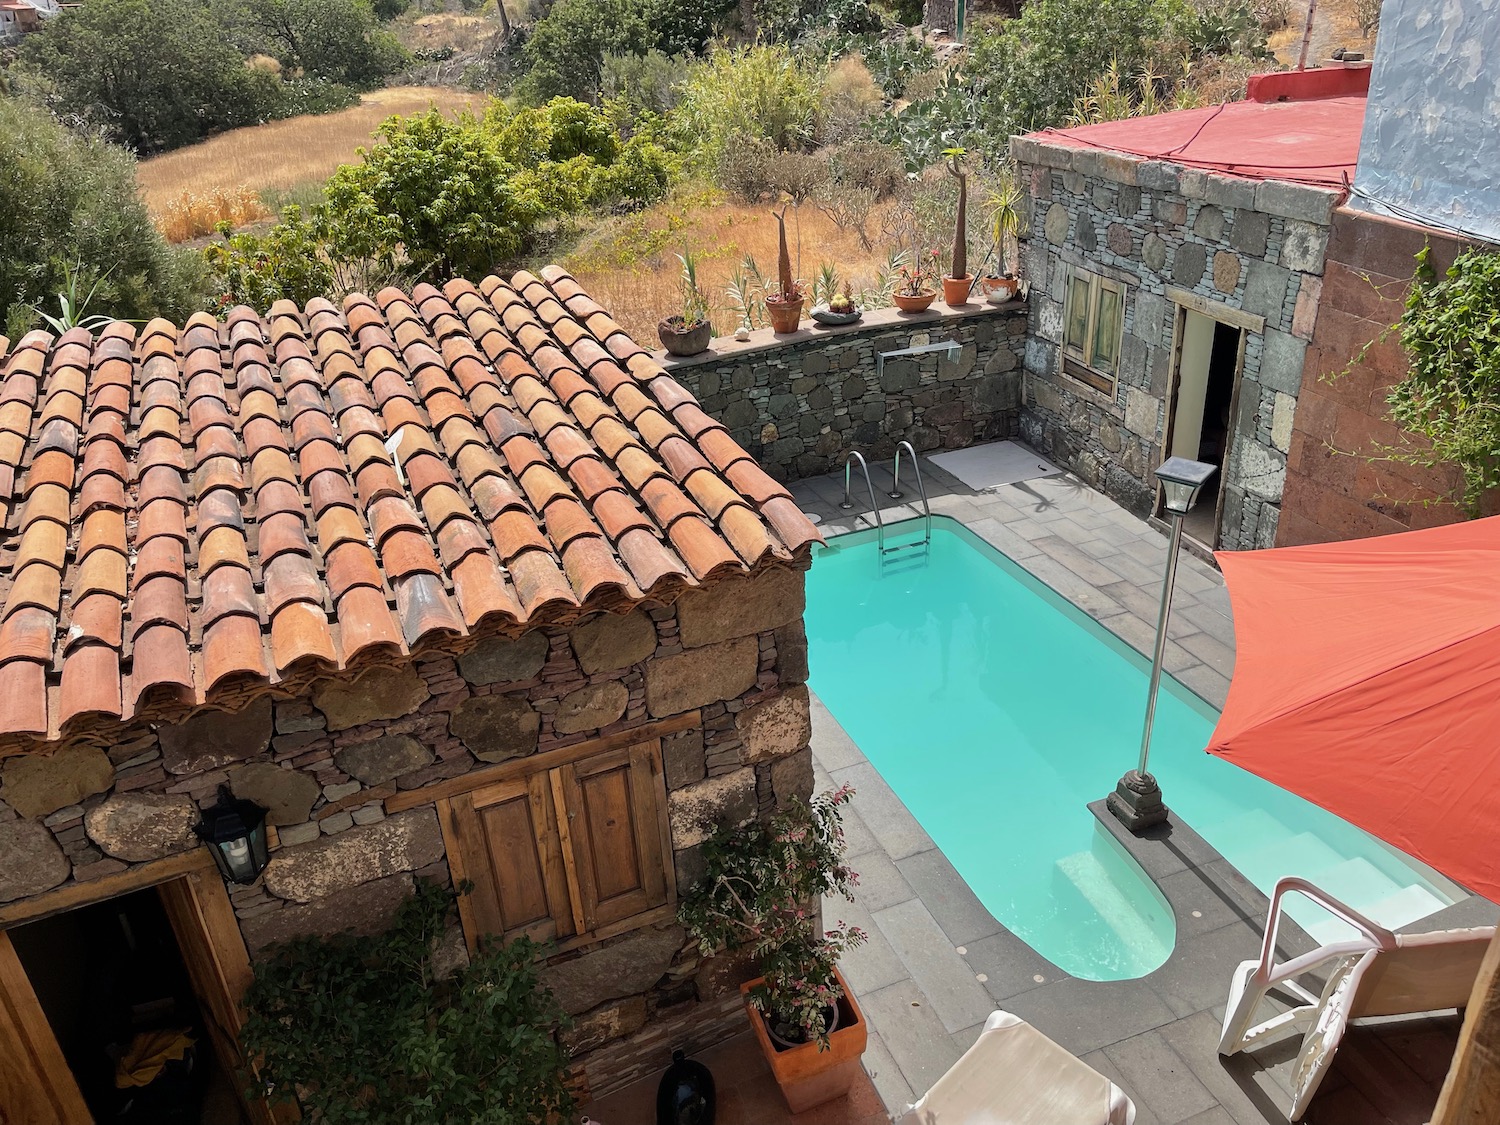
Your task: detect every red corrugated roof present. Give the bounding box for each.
[1027,94,1367,189]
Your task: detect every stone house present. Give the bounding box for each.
[1010,67,1371,551]
[0,266,820,1123]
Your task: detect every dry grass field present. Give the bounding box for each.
[138,86,490,238]
[564,189,907,344]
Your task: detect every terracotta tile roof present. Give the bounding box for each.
[0,267,818,753]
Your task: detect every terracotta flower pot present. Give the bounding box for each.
[766,297,804,334]
[740,969,868,1114]
[892,290,937,313]
[981,275,1020,302]
[658,317,712,357]
[942,274,974,305]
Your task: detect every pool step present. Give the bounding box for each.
[1054,849,1170,959]
[1231,831,1346,892]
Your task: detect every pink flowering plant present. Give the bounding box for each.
[678,786,867,1050]
[895,249,941,296]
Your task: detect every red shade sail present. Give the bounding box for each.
[1209,517,1500,904]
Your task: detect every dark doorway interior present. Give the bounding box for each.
[1182,320,1241,545]
[8,888,247,1125]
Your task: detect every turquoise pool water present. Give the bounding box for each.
[806,518,1456,981]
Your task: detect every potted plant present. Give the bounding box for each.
[764,206,805,333]
[941,147,973,306]
[893,250,939,313]
[659,252,714,356]
[679,786,869,1113]
[813,279,862,326]
[979,169,1024,303]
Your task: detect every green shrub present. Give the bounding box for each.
[817,54,883,144]
[234,0,411,88]
[202,206,335,315]
[862,31,936,100]
[241,881,574,1125]
[600,50,683,116]
[716,134,779,203]
[675,45,822,167]
[0,97,204,336]
[17,0,284,154]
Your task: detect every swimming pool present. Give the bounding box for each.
[806,517,1457,981]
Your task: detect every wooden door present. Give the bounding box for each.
[440,771,575,951]
[555,742,672,933]
[0,928,92,1125]
[157,871,290,1125]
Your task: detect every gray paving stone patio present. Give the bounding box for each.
[793,442,1495,1125]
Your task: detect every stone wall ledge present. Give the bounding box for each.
[656,299,1027,371]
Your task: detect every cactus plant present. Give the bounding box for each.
[946,147,968,282]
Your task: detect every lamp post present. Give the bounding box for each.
[1107,456,1217,833]
[195,785,270,884]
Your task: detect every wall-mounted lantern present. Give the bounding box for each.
[195,785,270,884]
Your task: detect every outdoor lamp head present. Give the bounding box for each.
[195,785,270,885]
[1155,457,1217,515]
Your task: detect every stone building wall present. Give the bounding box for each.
[1277,208,1486,544]
[0,565,813,1100]
[1010,135,1340,549]
[659,305,1028,482]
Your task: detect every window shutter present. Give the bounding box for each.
[441,774,576,947]
[554,743,671,932]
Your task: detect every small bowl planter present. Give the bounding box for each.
[810,304,863,326]
[766,296,805,334]
[893,290,937,313]
[941,274,974,305]
[658,317,713,357]
[740,968,868,1114]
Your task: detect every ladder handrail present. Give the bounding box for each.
[840,451,884,553]
[892,441,932,548]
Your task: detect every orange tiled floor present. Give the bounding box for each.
[584,1031,888,1125]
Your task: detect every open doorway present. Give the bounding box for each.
[1164,308,1245,547]
[6,888,249,1125]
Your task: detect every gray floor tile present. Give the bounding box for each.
[858,978,964,1097]
[1082,1049,1163,1125]
[1181,631,1237,677]
[1016,553,1126,620]
[1176,663,1232,709]
[1180,1108,1238,1125]
[849,847,917,913]
[872,898,998,1034]
[893,848,1003,946]
[1146,924,1265,1019]
[810,694,868,773]
[860,1028,916,1113]
[961,928,1067,1001]
[829,760,937,860]
[964,516,1043,561]
[836,803,881,862]
[832,898,912,995]
[999,975,1179,1055]
[1156,1009,1299,1125]
[949,1020,987,1055]
[1157,867,1263,939]
[1033,534,1126,586]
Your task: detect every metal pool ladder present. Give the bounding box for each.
[839,442,932,558]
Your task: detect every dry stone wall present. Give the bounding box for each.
[1011,136,1339,549]
[660,306,1028,482]
[0,565,815,1093]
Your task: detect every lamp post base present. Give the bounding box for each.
[1106,770,1168,833]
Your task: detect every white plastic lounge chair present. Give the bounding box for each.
[1218,876,1494,1120]
[895,1009,1136,1125]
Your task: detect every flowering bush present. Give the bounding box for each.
[678,786,867,1048]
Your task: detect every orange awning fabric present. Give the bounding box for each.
[1209,517,1500,904]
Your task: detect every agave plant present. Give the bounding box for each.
[29,264,115,334]
[811,262,841,307]
[985,169,1025,278]
[675,252,712,327]
[726,254,768,330]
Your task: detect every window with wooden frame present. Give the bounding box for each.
[1061,268,1125,394]
[436,739,675,954]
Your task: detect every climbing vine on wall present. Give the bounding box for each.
[1381,246,1500,515]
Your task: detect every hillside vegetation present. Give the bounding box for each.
[2,0,1295,334]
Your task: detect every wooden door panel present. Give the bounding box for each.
[157,871,290,1125]
[558,743,670,932]
[0,929,92,1125]
[445,776,574,947]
